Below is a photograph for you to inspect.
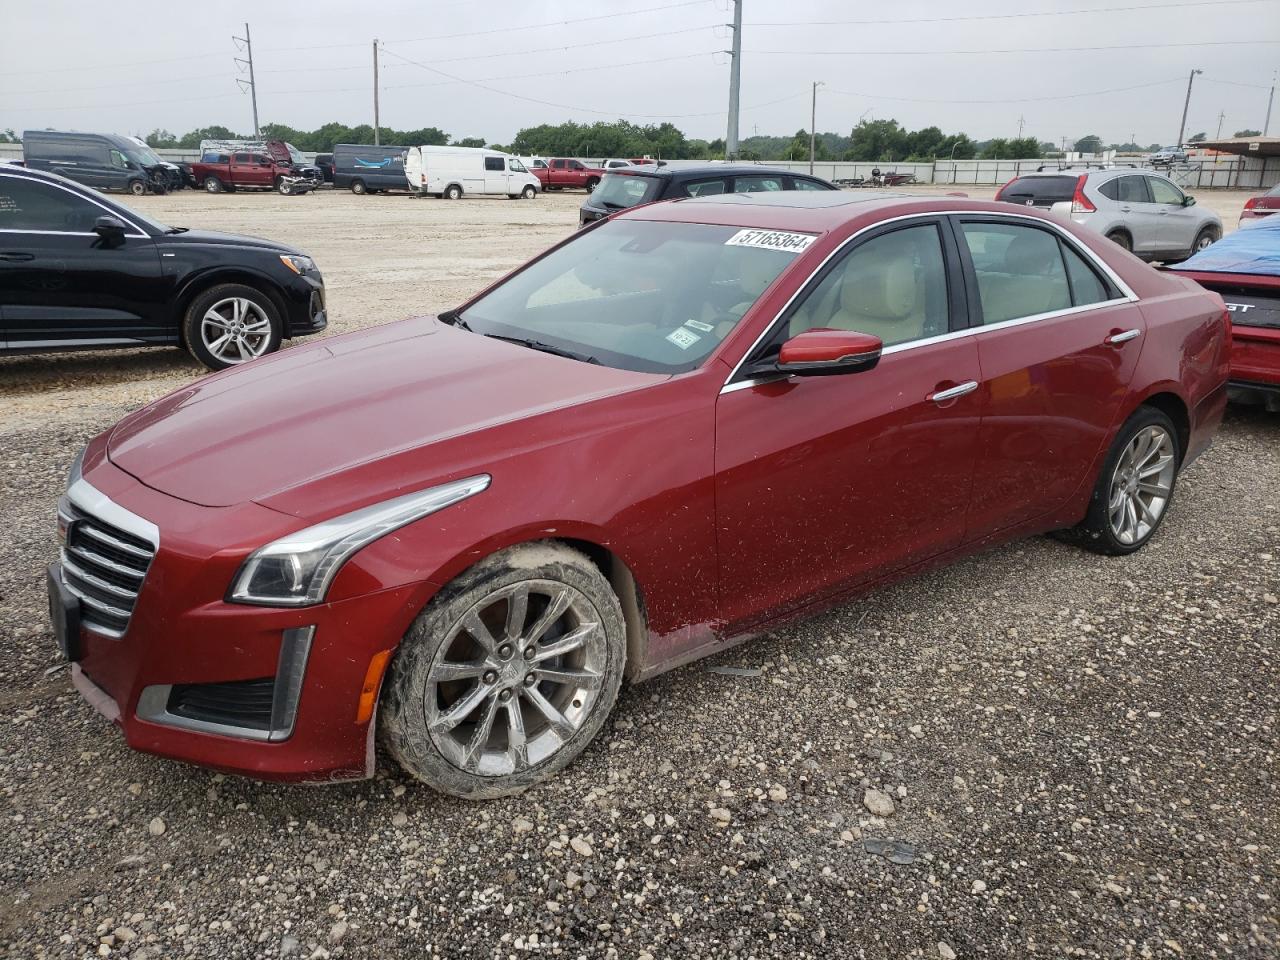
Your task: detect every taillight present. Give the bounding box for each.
[1070,175,1096,214]
[421,173,426,184]
[994,176,1016,201]
[1243,197,1258,210]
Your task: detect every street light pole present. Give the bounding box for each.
[809,80,823,174]
[1176,68,1203,148]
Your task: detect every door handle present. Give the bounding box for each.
[928,380,979,404]
[1105,329,1141,346]
[0,252,34,262]
[1120,206,1131,212]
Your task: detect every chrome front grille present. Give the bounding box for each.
[60,485,158,638]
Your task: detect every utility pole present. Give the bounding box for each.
[1216,110,1226,139]
[1017,115,1025,138]
[1266,71,1276,136]
[373,40,381,146]
[1176,68,1202,148]
[725,0,742,159]
[233,23,260,138]
[810,81,823,174]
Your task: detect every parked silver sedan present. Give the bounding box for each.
[996,169,1221,262]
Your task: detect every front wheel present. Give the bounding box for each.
[381,542,626,799]
[1191,226,1219,255]
[1061,407,1180,556]
[276,178,293,196]
[128,179,147,196]
[203,176,223,193]
[183,283,283,370]
[521,184,537,200]
[584,178,600,191]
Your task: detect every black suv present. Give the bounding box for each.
[579,164,837,226]
[0,166,327,370]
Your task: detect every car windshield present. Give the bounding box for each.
[457,219,810,374]
[125,145,163,167]
[592,173,662,210]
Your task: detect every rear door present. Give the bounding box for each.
[549,159,567,187]
[1101,174,1162,255]
[0,175,169,346]
[954,215,1145,540]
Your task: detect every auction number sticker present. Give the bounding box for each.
[666,328,702,350]
[725,229,817,253]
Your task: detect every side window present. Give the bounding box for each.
[1116,176,1151,204]
[1098,179,1120,201]
[1147,177,1185,205]
[484,156,505,172]
[233,152,251,164]
[681,178,727,197]
[0,177,104,233]
[1061,243,1111,307]
[570,160,585,171]
[961,222,1071,324]
[109,150,129,170]
[253,154,271,166]
[552,159,566,170]
[786,223,950,346]
[791,178,830,191]
[733,175,784,193]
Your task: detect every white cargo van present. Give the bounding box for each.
[404,146,540,199]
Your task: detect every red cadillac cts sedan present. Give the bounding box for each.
[49,192,1230,798]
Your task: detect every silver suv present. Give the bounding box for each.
[996,169,1221,262]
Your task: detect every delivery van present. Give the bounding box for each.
[404,146,540,199]
[333,143,410,194]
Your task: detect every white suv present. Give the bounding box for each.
[996,169,1221,262]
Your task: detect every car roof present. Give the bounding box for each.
[621,190,1022,232]
[610,164,826,181]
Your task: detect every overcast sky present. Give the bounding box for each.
[2,0,1277,147]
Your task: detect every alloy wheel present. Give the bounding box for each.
[424,580,607,777]
[200,297,272,364]
[1107,425,1176,545]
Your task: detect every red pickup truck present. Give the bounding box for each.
[532,158,606,192]
[189,140,322,195]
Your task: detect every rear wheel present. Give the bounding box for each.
[351,179,367,195]
[444,184,463,200]
[203,176,223,194]
[381,543,626,799]
[1106,230,1133,252]
[1060,406,1180,556]
[183,283,283,370]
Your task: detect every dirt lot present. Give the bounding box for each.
[1,186,1276,959]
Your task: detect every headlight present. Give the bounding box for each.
[67,447,85,488]
[279,254,316,275]
[228,475,490,607]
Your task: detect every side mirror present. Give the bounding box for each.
[93,215,127,242]
[1183,195,1196,207]
[775,328,883,376]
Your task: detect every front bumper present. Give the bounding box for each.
[283,275,328,338]
[53,456,435,782]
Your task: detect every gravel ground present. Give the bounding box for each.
[1,186,1276,959]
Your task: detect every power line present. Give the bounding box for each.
[748,0,1276,29]
[825,77,1186,104]
[750,39,1280,57]
[382,24,721,66]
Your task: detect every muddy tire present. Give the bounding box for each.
[381,542,626,800]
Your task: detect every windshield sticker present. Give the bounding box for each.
[725,229,817,253]
[666,328,702,350]
[683,319,715,333]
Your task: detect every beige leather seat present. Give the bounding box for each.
[792,247,924,345]
[974,234,1071,325]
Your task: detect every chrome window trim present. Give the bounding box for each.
[719,209,1138,393]
[0,172,151,238]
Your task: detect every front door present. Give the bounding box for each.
[1146,176,1199,256]
[953,216,1145,540]
[484,155,509,195]
[715,218,982,631]
[0,175,169,347]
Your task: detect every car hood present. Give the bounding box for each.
[155,229,300,254]
[106,319,660,511]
